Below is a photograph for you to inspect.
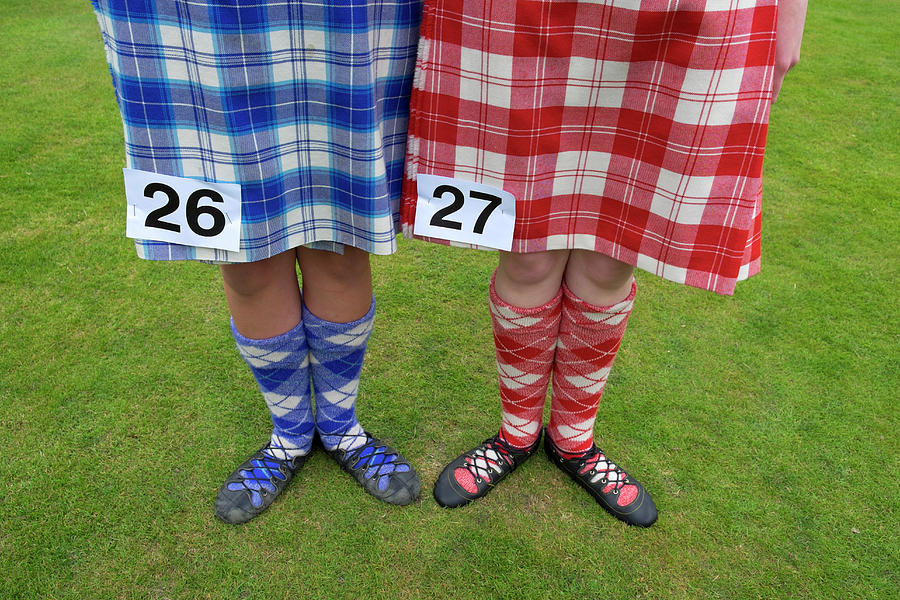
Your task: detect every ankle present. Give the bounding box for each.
[498,428,540,451]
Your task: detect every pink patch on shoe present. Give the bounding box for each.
[617,484,639,506]
[454,468,478,493]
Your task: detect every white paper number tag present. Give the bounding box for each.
[124,168,242,252]
[414,174,516,251]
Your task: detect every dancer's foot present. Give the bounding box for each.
[325,431,421,505]
[544,434,657,527]
[215,445,309,524]
[433,431,541,508]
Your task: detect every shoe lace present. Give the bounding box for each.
[226,451,290,507]
[464,437,515,484]
[338,432,411,489]
[580,450,629,494]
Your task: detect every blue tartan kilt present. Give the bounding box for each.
[92,0,422,261]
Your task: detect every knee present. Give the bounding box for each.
[299,246,371,289]
[498,250,569,288]
[220,254,294,297]
[564,251,634,301]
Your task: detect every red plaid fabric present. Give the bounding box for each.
[402,0,777,295]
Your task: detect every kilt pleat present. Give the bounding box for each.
[93,0,422,261]
[401,0,777,295]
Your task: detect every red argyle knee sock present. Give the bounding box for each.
[548,279,636,457]
[490,272,562,449]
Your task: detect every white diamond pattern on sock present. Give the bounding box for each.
[263,391,306,417]
[554,419,596,443]
[497,362,544,388]
[502,411,542,435]
[236,345,295,368]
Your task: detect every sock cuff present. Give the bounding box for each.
[561,278,636,327]
[302,295,375,348]
[489,269,563,326]
[229,317,305,349]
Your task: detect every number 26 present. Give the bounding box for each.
[143,182,227,237]
[429,184,502,235]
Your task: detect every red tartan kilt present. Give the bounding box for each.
[402,0,777,295]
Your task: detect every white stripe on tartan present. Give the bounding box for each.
[490,302,542,328]
[318,320,375,347]
[236,347,295,369]
[269,434,310,457]
[335,423,366,451]
[581,308,631,326]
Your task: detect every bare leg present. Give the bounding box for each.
[220,250,301,339]
[296,245,373,322]
[563,250,634,305]
[220,245,374,334]
[494,249,571,307]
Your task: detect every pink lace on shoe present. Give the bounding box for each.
[579,450,639,506]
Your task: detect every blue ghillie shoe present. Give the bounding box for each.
[325,431,421,505]
[215,445,308,524]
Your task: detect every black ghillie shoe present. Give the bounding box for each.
[544,434,657,527]
[215,445,308,524]
[325,431,421,505]
[433,431,541,508]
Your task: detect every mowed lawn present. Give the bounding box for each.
[0,1,896,599]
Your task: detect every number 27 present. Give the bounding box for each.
[429,184,502,235]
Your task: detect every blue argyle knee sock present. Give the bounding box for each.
[303,298,374,452]
[231,319,315,460]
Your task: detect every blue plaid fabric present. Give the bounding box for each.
[92,0,422,261]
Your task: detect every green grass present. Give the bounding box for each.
[1,1,897,598]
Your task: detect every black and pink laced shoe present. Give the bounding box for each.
[544,434,657,527]
[433,431,541,508]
